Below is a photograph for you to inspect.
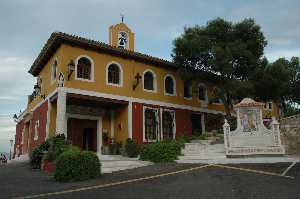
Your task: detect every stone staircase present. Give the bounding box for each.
[99,155,152,173]
[176,140,226,163]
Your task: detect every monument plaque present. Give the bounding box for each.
[223,98,285,156]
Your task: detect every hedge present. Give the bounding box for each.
[54,148,101,182]
[125,138,141,157]
[30,134,67,169]
[139,140,183,163]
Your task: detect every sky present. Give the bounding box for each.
[0,0,299,152]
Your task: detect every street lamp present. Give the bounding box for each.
[9,139,13,160]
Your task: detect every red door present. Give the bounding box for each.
[67,118,97,152]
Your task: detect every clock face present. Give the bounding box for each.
[118,31,128,49]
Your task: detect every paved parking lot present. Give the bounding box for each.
[0,162,299,199]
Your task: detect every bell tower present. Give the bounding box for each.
[109,19,135,51]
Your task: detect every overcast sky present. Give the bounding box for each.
[0,0,299,152]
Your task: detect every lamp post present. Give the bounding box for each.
[9,139,13,160]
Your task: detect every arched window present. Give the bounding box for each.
[164,75,176,95]
[143,70,156,92]
[76,56,93,80]
[51,60,57,82]
[198,84,207,101]
[107,62,122,86]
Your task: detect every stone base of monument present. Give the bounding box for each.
[226,146,285,158]
[223,98,285,157]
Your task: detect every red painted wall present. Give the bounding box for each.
[14,119,24,157]
[175,109,192,137]
[30,100,48,151]
[132,102,192,144]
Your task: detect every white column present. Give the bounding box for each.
[201,113,206,134]
[56,88,67,138]
[128,101,132,139]
[110,110,115,138]
[97,118,102,155]
[45,100,52,139]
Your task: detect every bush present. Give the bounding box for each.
[125,139,141,158]
[30,139,51,169]
[140,140,183,163]
[43,134,67,162]
[54,148,101,182]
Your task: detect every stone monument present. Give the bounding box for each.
[223,98,285,156]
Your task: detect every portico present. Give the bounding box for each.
[51,88,129,154]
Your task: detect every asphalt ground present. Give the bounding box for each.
[0,161,299,199]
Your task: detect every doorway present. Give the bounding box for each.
[191,113,202,135]
[67,118,98,152]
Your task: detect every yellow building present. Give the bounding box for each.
[14,22,278,156]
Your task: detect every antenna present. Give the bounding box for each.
[121,14,124,23]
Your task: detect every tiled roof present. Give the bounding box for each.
[234,98,265,108]
[29,32,177,76]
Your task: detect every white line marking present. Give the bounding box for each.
[281,162,296,176]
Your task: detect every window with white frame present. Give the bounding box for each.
[34,120,39,141]
[162,110,175,140]
[143,107,159,142]
[198,84,207,101]
[107,62,122,86]
[143,70,156,92]
[51,60,58,82]
[76,56,93,80]
[164,75,176,95]
[264,102,272,110]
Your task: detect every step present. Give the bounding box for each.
[101,160,150,168]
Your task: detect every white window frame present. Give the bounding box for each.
[143,69,157,93]
[264,102,273,110]
[143,106,160,142]
[211,87,222,105]
[34,120,39,141]
[198,83,208,106]
[105,61,123,87]
[160,109,176,140]
[51,59,58,84]
[164,74,176,96]
[183,82,192,100]
[75,55,95,82]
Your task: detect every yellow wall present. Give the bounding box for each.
[114,106,128,143]
[109,23,134,51]
[48,101,57,137]
[27,47,63,111]
[51,44,225,113]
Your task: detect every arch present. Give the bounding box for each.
[164,74,176,96]
[143,69,157,92]
[75,55,94,82]
[106,61,123,87]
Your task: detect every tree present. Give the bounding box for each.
[172,18,267,117]
[252,57,300,117]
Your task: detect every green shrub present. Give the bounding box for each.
[43,134,67,162]
[140,140,183,163]
[30,139,51,169]
[125,139,141,158]
[54,149,101,182]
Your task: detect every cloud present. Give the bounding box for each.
[0,115,15,152]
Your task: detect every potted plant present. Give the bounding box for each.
[102,132,110,154]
